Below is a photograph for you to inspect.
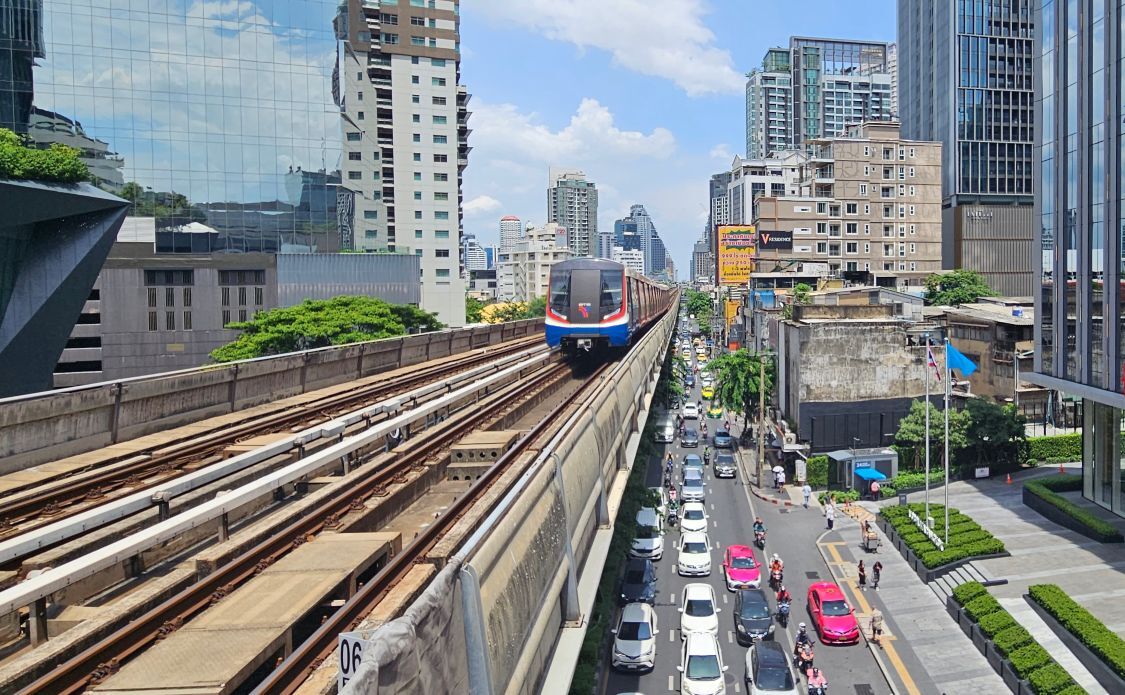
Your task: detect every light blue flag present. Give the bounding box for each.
[946,341,978,377]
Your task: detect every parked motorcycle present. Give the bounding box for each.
[776,599,790,627]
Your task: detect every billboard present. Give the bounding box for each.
[758,230,793,250]
[724,299,740,327]
[716,225,756,286]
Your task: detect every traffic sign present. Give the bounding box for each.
[338,631,371,689]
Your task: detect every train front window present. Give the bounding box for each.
[599,270,623,317]
[549,271,570,315]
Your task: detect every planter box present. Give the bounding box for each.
[946,596,960,622]
[1022,488,1124,543]
[972,624,987,651]
[1017,679,1034,695]
[1025,593,1125,694]
[1001,660,1019,692]
[987,641,1003,671]
[960,613,974,638]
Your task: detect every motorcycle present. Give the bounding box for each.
[754,530,766,549]
[807,684,828,695]
[770,568,783,590]
[794,643,815,673]
[667,510,679,528]
[776,599,790,627]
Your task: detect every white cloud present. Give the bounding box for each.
[709,144,733,161]
[474,0,742,96]
[464,195,503,217]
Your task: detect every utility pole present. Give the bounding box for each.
[756,352,766,488]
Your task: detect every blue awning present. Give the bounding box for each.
[854,467,887,481]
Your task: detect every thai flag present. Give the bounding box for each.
[926,347,942,382]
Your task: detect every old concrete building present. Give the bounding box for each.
[753,121,942,289]
[495,223,572,302]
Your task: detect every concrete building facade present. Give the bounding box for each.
[898,0,1035,296]
[612,247,644,276]
[496,223,572,303]
[726,152,809,225]
[547,168,598,258]
[462,233,487,273]
[745,48,794,159]
[499,215,522,250]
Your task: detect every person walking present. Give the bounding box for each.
[802,482,812,509]
[857,560,867,590]
[825,500,836,530]
[873,561,883,591]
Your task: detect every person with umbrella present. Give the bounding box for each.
[772,465,785,490]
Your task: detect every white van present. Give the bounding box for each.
[654,418,675,443]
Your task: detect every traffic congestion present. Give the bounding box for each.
[603,311,888,695]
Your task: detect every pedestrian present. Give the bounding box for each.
[873,561,883,591]
[825,501,836,530]
[802,482,812,509]
[858,560,867,590]
[871,480,881,501]
[773,470,780,490]
[777,468,786,491]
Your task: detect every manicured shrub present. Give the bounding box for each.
[1025,479,1124,541]
[0,128,89,183]
[806,455,828,487]
[1027,433,1081,462]
[817,489,859,505]
[888,469,945,490]
[952,581,987,605]
[963,594,1002,622]
[881,503,1006,568]
[1028,584,1125,679]
[1027,662,1078,695]
[993,625,1034,656]
[979,609,1017,637]
[1008,643,1052,679]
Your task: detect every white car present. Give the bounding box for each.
[630,508,664,561]
[682,403,700,420]
[611,602,658,672]
[678,632,728,695]
[677,531,712,576]
[700,370,712,381]
[680,502,708,533]
[679,583,720,639]
[681,475,705,503]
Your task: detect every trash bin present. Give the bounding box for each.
[898,494,907,507]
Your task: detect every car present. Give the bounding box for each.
[647,487,668,518]
[679,583,720,639]
[744,640,798,694]
[682,403,700,420]
[682,350,692,360]
[700,370,712,381]
[678,632,728,695]
[630,508,664,560]
[713,453,737,478]
[722,545,761,591]
[655,418,675,443]
[611,602,659,672]
[685,374,696,388]
[807,581,861,644]
[681,474,705,502]
[682,454,705,480]
[733,589,775,646]
[619,558,658,604]
[707,404,724,419]
[677,532,712,576]
[680,502,708,533]
[701,386,715,400]
[713,430,733,449]
[681,427,700,448]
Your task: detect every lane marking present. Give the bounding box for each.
[669,627,675,642]
[722,593,729,605]
[667,674,675,691]
[727,630,733,644]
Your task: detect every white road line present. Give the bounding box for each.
[668,674,675,691]
[722,593,729,605]
[670,593,676,604]
[710,503,716,511]
[734,682,741,693]
[727,630,734,644]
[669,627,675,642]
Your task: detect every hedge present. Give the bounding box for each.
[888,469,945,490]
[979,609,1017,637]
[1028,584,1125,679]
[1027,433,1081,462]
[952,581,988,605]
[818,489,859,505]
[881,503,1005,568]
[806,455,828,487]
[0,128,89,183]
[1025,477,1124,541]
[1053,687,1089,695]
[963,594,1003,621]
[993,625,1034,656]
[1009,643,1053,679]
[1028,663,1079,695]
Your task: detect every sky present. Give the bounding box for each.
[458,0,897,277]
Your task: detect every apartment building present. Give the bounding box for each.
[612,247,645,275]
[725,151,809,225]
[337,0,469,325]
[752,122,942,288]
[547,168,598,258]
[499,215,522,250]
[496,223,573,302]
[745,48,794,158]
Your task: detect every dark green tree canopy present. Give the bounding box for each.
[684,289,713,323]
[466,296,488,323]
[210,295,442,362]
[705,349,774,423]
[923,270,996,306]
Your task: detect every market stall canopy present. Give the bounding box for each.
[854,468,887,482]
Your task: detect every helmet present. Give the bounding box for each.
[779,585,786,592]
[772,553,780,561]
[799,622,806,629]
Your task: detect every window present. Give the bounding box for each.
[411,36,425,46]
[909,225,916,235]
[434,173,448,182]
[864,146,871,157]
[148,312,157,331]
[165,311,176,331]
[221,287,230,306]
[433,135,447,144]
[357,111,364,120]
[435,249,450,258]
[899,243,906,257]
[864,243,870,253]
[411,94,420,104]
[434,154,448,163]
[816,202,827,214]
[432,77,446,86]
[883,224,894,237]
[864,224,870,234]
[436,269,451,278]
[882,205,893,218]
[428,38,437,47]
[829,224,841,237]
[433,96,447,105]
[898,184,905,196]
[364,210,378,220]
[356,91,363,101]
[238,309,247,322]
[845,202,857,214]
[435,211,449,220]
[238,287,247,305]
[858,184,867,195]
[410,16,425,26]
[435,230,450,239]
[898,148,905,160]
[346,132,361,141]
[828,204,840,216]
[414,210,423,219]
[909,206,915,216]
[846,242,858,254]
[846,222,858,235]
[864,165,870,176]
[898,167,905,180]
[348,171,362,180]
[413,191,422,200]
[909,186,915,196]
[412,134,421,142]
[909,243,916,253]
[881,186,893,198]
[434,192,448,200]
[908,148,915,158]
[816,222,828,235]
[254,287,263,306]
[883,243,894,257]
[899,205,906,218]
[411,75,420,84]
[380,12,398,24]
[882,147,893,160]
[910,262,917,271]
[222,309,231,326]
[415,229,423,239]
[410,55,419,64]
[883,262,894,271]
[381,33,399,44]
[828,243,840,256]
[145,270,195,286]
[348,152,361,161]
[412,114,420,123]
[882,167,893,180]
[183,311,192,331]
[433,115,447,124]
[413,153,421,162]
[899,225,906,237]
[432,58,446,67]
[147,288,157,308]
[816,242,828,254]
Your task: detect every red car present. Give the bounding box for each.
[722,545,761,591]
[807,582,860,644]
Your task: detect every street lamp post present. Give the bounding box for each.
[755,352,772,488]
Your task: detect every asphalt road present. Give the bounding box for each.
[602,347,891,695]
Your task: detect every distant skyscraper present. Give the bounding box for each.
[649,233,667,276]
[887,42,899,118]
[499,215,522,250]
[898,0,1034,295]
[596,231,614,259]
[745,37,894,158]
[547,167,598,257]
[462,234,487,273]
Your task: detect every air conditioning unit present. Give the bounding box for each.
[784,432,797,444]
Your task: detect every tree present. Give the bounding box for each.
[465,296,488,323]
[961,399,1027,472]
[210,295,442,362]
[525,295,547,318]
[684,289,713,323]
[655,347,686,408]
[923,270,997,306]
[705,349,774,424]
[783,282,813,319]
[893,399,970,469]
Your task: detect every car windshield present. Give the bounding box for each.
[683,541,708,553]
[617,620,652,641]
[684,509,705,520]
[717,430,731,438]
[739,598,770,619]
[624,568,646,583]
[684,479,703,489]
[686,654,721,680]
[731,556,756,569]
[685,598,714,617]
[684,455,702,465]
[635,526,660,540]
[822,599,851,616]
[756,665,796,690]
[717,455,735,465]
[685,429,698,438]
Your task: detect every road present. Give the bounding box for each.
[602,345,892,695]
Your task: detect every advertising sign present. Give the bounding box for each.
[724,299,740,328]
[758,230,793,250]
[716,225,756,286]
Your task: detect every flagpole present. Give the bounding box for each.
[924,334,931,524]
[943,338,951,546]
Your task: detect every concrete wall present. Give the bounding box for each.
[0,319,543,473]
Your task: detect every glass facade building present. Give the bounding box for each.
[1,0,349,253]
[1033,0,1125,518]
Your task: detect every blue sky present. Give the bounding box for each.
[458,0,896,276]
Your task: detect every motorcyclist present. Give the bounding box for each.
[776,584,791,605]
[753,517,766,535]
[703,446,711,463]
[795,641,814,670]
[807,666,827,691]
[770,553,784,575]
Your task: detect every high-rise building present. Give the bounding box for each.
[709,172,733,240]
[596,231,615,260]
[898,0,1035,296]
[692,239,714,285]
[496,223,573,302]
[499,215,522,250]
[612,247,645,275]
[649,233,667,276]
[338,0,469,325]
[0,0,43,135]
[547,167,598,257]
[1031,0,1125,519]
[726,152,809,225]
[462,234,487,273]
[887,42,899,118]
[745,38,894,159]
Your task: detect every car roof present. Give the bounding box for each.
[684,631,721,655]
[728,544,755,555]
[809,581,845,598]
[682,501,705,511]
[737,588,769,605]
[683,454,702,462]
[683,475,704,485]
[683,583,715,600]
[626,557,652,570]
[681,531,708,543]
[621,602,653,622]
[752,640,790,666]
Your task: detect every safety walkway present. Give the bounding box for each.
[92,532,399,695]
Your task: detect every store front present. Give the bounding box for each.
[1082,400,1125,518]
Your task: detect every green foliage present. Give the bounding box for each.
[979,609,1017,638]
[1051,686,1089,695]
[209,295,442,362]
[1027,663,1080,695]
[792,282,812,305]
[806,455,828,488]
[923,269,997,306]
[1025,477,1124,541]
[961,399,1027,472]
[0,127,89,183]
[889,470,945,490]
[654,345,686,409]
[993,625,1034,656]
[818,489,859,505]
[684,289,713,323]
[705,349,774,424]
[465,296,489,323]
[963,594,1002,622]
[881,503,1005,568]
[1009,643,1053,679]
[894,400,970,468]
[1029,584,1125,679]
[1027,433,1082,462]
[486,297,545,323]
[952,580,987,605]
[526,295,547,318]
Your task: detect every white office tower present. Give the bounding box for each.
[499,215,522,250]
[547,167,598,258]
[497,223,573,302]
[462,234,487,273]
[612,247,645,275]
[336,0,469,326]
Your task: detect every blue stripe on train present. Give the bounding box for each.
[545,321,631,348]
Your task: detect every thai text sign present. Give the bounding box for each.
[717,225,756,286]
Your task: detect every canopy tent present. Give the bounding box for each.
[853,467,887,482]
